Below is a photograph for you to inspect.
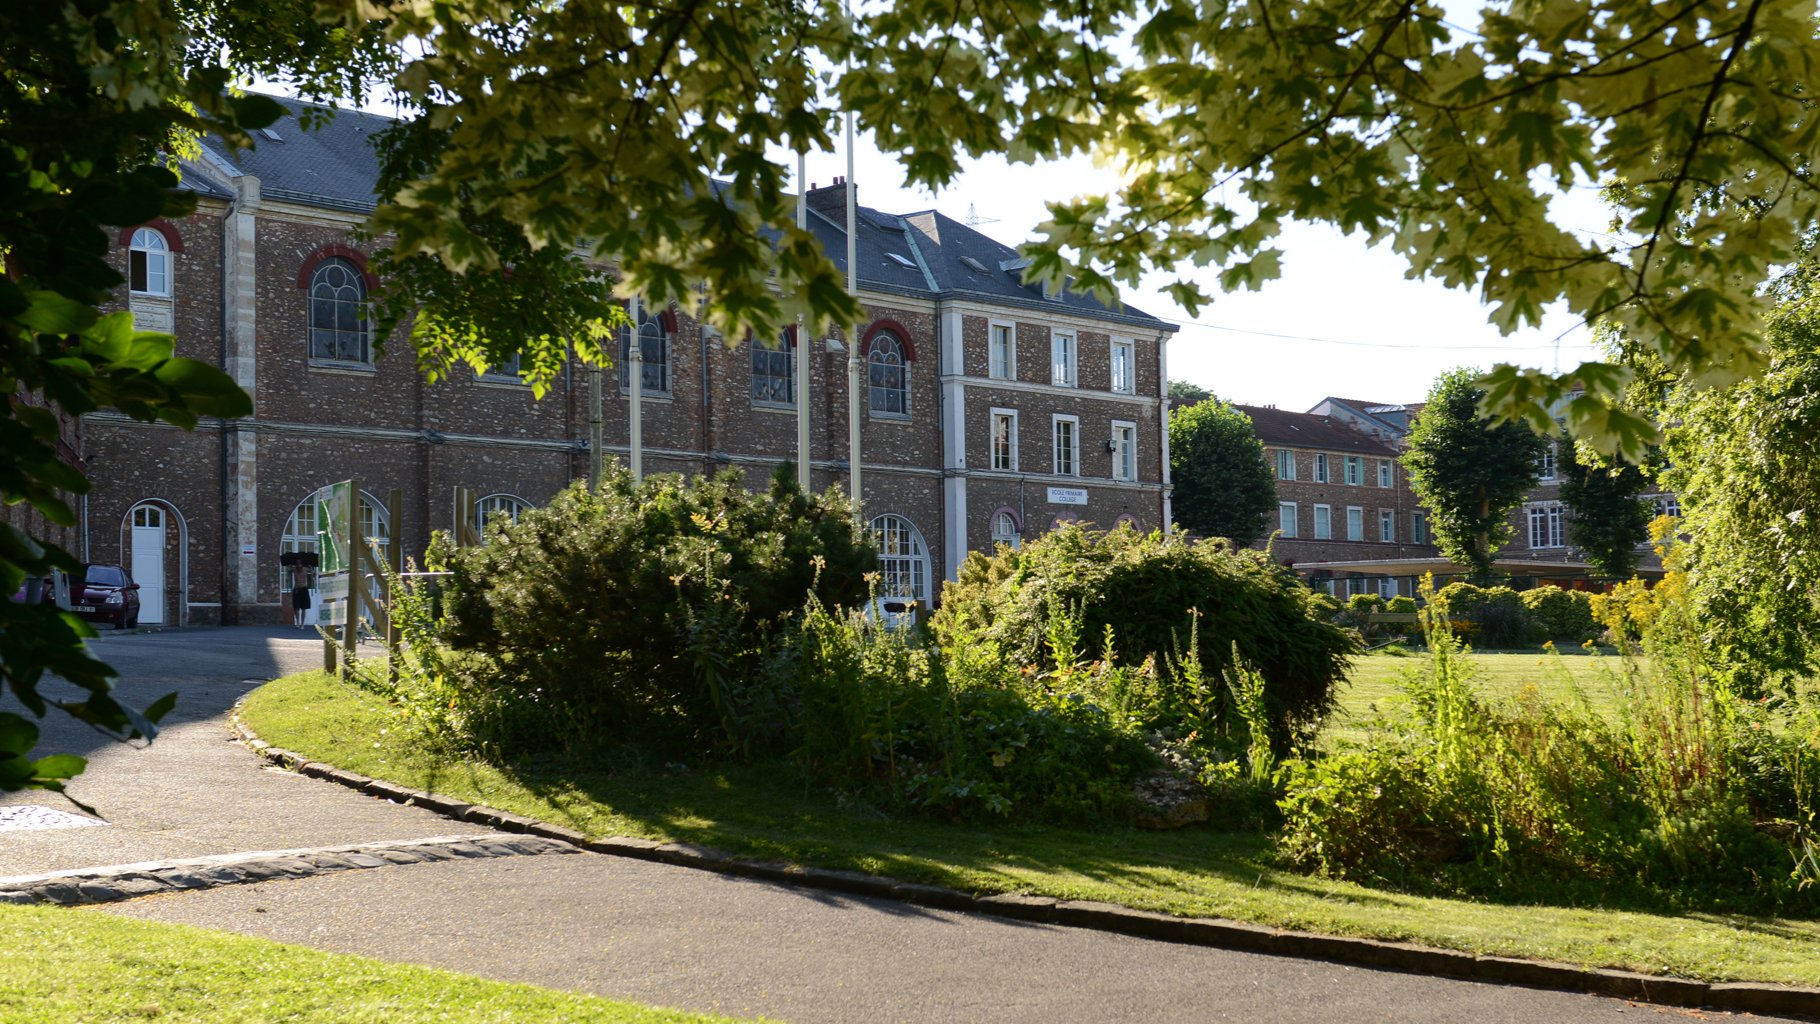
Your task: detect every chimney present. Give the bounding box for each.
[805,176,851,222]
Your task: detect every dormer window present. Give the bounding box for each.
[130,228,171,297]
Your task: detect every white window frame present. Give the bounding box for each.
[1313,503,1333,540]
[1051,330,1077,388]
[1538,441,1557,481]
[990,407,1019,472]
[1052,414,1080,477]
[1111,419,1137,482]
[1346,505,1364,541]
[1379,508,1395,543]
[750,332,795,407]
[988,321,1016,380]
[870,514,931,614]
[1527,502,1566,549]
[1377,459,1393,488]
[1278,501,1298,538]
[1109,338,1136,395]
[1275,449,1296,481]
[1314,453,1330,483]
[1344,456,1364,486]
[1378,577,1400,599]
[475,493,532,534]
[1412,510,1428,545]
[129,227,171,297]
[990,509,1021,550]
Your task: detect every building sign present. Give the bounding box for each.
[1046,486,1089,506]
[129,298,174,333]
[315,481,354,627]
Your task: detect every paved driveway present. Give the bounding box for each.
[6,629,1804,1023]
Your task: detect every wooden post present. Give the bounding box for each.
[344,477,361,678]
[385,488,401,686]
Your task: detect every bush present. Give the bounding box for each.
[933,523,1357,756]
[1385,596,1417,614]
[1431,582,1536,648]
[1278,578,1820,913]
[431,465,873,752]
[781,597,1156,822]
[1520,586,1598,643]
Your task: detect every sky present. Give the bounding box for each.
[791,138,1608,413]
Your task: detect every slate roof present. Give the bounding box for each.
[187,94,1172,334]
[198,96,389,213]
[1236,404,1398,455]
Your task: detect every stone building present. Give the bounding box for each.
[76,97,1176,626]
[1238,404,1437,597]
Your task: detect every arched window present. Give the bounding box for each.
[619,309,670,393]
[308,257,370,363]
[130,228,171,297]
[280,488,392,587]
[871,514,929,607]
[1114,513,1140,531]
[990,510,1021,550]
[751,331,794,406]
[867,332,908,415]
[475,494,531,534]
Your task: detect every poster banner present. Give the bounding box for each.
[315,481,354,627]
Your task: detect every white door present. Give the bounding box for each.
[130,505,166,626]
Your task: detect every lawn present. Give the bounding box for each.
[240,667,1820,988]
[1327,647,1630,746]
[0,903,756,1024]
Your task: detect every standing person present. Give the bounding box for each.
[290,567,313,629]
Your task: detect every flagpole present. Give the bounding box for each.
[845,111,862,523]
[797,152,811,492]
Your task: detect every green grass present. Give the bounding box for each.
[241,669,1820,988]
[1327,648,1630,746]
[0,903,756,1024]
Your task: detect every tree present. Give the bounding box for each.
[1403,369,1546,578]
[1665,255,1820,691]
[0,0,386,797]
[1167,379,1211,403]
[310,0,1819,454]
[1169,400,1275,545]
[1559,442,1654,578]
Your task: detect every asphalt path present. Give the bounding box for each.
[5,629,1804,1022]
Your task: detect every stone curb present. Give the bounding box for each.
[0,834,579,907]
[227,708,1820,1020]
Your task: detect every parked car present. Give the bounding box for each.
[71,564,141,629]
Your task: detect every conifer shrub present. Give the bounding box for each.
[431,466,873,751]
[932,523,1357,756]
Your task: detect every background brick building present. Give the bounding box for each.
[78,98,1176,626]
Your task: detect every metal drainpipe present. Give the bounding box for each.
[217,191,237,624]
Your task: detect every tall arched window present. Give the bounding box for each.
[619,310,670,393]
[280,489,392,588]
[475,494,531,534]
[751,331,794,406]
[130,228,171,297]
[309,257,369,363]
[867,332,908,415]
[990,510,1021,550]
[871,514,929,607]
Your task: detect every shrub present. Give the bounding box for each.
[1431,582,1536,648]
[933,523,1357,756]
[782,596,1155,822]
[1278,580,1820,912]
[1385,596,1417,615]
[1520,586,1598,643]
[431,465,873,751]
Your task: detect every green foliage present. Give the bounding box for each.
[0,0,379,791]
[1385,596,1417,615]
[1280,582,1820,913]
[1667,267,1820,691]
[1403,369,1546,577]
[1430,583,1537,650]
[1167,379,1211,402]
[781,597,1154,823]
[1558,441,1655,578]
[433,466,873,751]
[1168,398,1275,544]
[934,524,1357,755]
[1520,587,1599,644]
